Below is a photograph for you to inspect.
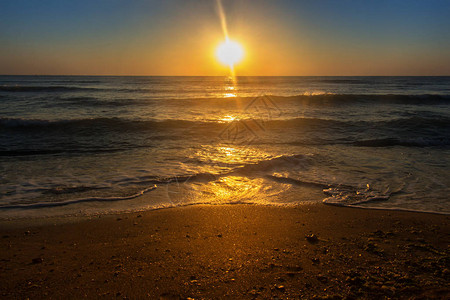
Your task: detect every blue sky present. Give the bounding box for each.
[1,0,449,75]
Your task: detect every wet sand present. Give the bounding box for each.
[0,204,449,299]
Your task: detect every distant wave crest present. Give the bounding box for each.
[0,85,102,92]
[353,137,450,147]
[2,115,449,150]
[272,93,450,105]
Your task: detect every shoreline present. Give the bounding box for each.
[0,200,448,229]
[1,203,449,299]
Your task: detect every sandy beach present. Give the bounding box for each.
[0,204,448,299]
[2,0,450,298]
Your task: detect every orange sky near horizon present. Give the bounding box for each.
[1,0,449,76]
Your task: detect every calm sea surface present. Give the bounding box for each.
[1,76,449,218]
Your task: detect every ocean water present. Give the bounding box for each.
[1,75,449,218]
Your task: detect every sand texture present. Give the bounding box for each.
[1,204,449,299]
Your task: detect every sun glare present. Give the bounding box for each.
[220,115,237,122]
[216,39,244,67]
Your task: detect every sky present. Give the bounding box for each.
[1,0,449,76]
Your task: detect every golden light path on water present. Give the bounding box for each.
[165,175,294,206]
[206,0,275,201]
[194,146,273,166]
[166,140,308,206]
[193,176,268,203]
[162,1,284,206]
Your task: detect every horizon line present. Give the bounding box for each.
[1,74,450,77]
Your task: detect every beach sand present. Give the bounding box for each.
[1,204,449,299]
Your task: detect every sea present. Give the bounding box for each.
[1,76,449,219]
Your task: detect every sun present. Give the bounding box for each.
[216,39,244,67]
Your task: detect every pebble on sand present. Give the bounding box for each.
[306,234,319,243]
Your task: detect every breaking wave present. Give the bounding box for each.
[2,115,448,135]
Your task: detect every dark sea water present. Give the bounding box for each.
[1,76,449,218]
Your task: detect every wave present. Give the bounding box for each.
[42,185,108,195]
[264,174,327,188]
[152,155,319,183]
[2,82,450,104]
[0,85,190,94]
[0,117,202,132]
[229,154,316,175]
[2,115,448,142]
[0,148,131,157]
[0,186,157,209]
[3,115,447,129]
[322,186,390,206]
[0,152,446,213]
[0,154,325,209]
[158,93,450,104]
[353,137,450,147]
[271,94,450,105]
[0,85,104,92]
[45,96,145,108]
[319,79,375,84]
[41,80,103,84]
